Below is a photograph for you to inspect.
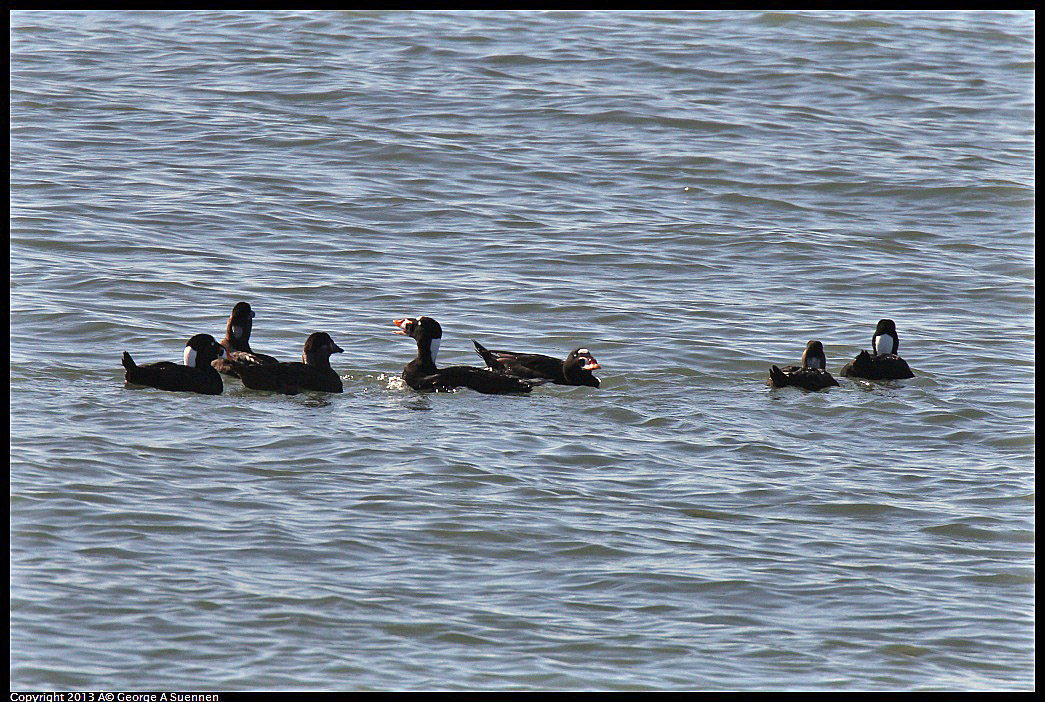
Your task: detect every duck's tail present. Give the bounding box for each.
[471,339,500,369]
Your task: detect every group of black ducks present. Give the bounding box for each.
[121,303,913,397]
[120,302,602,396]
[767,318,915,391]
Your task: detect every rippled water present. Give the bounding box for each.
[10,10,1034,691]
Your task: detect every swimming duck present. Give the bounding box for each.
[122,333,227,395]
[768,340,839,391]
[394,316,537,394]
[472,340,601,387]
[212,301,279,377]
[840,319,915,380]
[235,331,344,394]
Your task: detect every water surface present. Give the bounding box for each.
[10,10,1034,691]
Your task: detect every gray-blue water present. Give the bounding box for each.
[10,10,1034,691]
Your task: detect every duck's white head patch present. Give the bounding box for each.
[874,333,895,355]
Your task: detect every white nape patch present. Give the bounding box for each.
[232,325,244,339]
[429,338,441,363]
[578,348,589,355]
[184,346,198,368]
[874,334,895,355]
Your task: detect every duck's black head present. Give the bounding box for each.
[224,301,256,349]
[872,319,899,355]
[302,332,344,365]
[875,319,897,335]
[184,333,226,368]
[801,340,827,370]
[394,316,443,363]
[394,316,442,340]
[564,347,601,387]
